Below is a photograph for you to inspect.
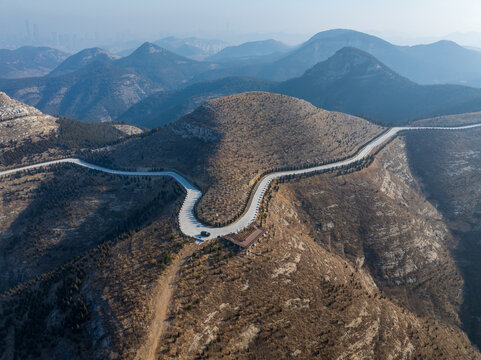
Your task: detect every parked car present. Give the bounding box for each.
[201,231,210,237]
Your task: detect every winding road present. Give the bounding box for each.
[2,123,481,240]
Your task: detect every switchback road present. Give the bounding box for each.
[2,123,481,240]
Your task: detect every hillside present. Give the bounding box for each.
[407,125,481,346]
[0,165,188,359]
[0,60,160,122]
[412,111,481,127]
[0,42,216,122]
[0,46,69,79]
[105,92,383,225]
[0,91,59,161]
[0,92,141,168]
[151,136,480,359]
[48,47,120,76]
[405,126,481,348]
[118,77,275,128]
[3,93,481,359]
[258,29,481,86]
[276,47,481,124]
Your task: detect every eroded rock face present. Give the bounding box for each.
[0,92,58,146]
[405,128,481,348]
[152,148,479,358]
[112,124,143,136]
[281,137,463,324]
[0,91,42,121]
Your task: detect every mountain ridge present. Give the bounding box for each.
[48,47,119,76]
[0,42,217,122]
[0,46,69,79]
[259,29,481,86]
[275,47,481,123]
[207,39,290,62]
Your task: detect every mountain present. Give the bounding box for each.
[0,91,58,153]
[3,91,481,358]
[262,29,396,81]
[152,133,480,359]
[0,46,69,79]
[73,93,481,357]
[118,77,275,128]
[0,90,43,121]
[154,36,228,60]
[48,47,120,76]
[276,47,481,124]
[259,29,481,86]
[405,125,481,349]
[207,39,290,62]
[115,42,215,88]
[0,97,182,359]
[0,61,159,122]
[0,42,217,122]
[108,92,383,225]
[0,91,141,168]
[404,40,481,85]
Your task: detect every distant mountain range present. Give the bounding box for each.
[0,46,69,79]
[3,30,481,124]
[154,36,228,60]
[115,42,214,88]
[117,47,481,128]
[275,47,481,124]
[0,42,216,122]
[258,29,481,87]
[175,29,481,88]
[206,39,291,63]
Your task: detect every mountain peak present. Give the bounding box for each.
[305,46,402,81]
[307,29,386,44]
[135,42,166,55]
[48,47,119,76]
[207,39,289,62]
[123,42,191,63]
[330,46,388,67]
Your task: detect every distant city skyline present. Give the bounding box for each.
[2,0,481,51]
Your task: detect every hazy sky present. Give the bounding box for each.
[1,0,481,46]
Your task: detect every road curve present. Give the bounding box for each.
[1,123,481,240]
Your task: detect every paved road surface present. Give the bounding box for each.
[2,123,481,240]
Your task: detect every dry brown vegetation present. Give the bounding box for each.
[0,165,192,359]
[0,91,59,165]
[155,137,480,359]
[0,166,183,292]
[285,138,464,323]
[0,92,142,170]
[4,91,481,359]
[107,92,383,225]
[406,127,481,349]
[413,111,481,127]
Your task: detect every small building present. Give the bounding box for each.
[224,225,265,249]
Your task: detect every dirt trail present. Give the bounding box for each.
[135,243,197,360]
